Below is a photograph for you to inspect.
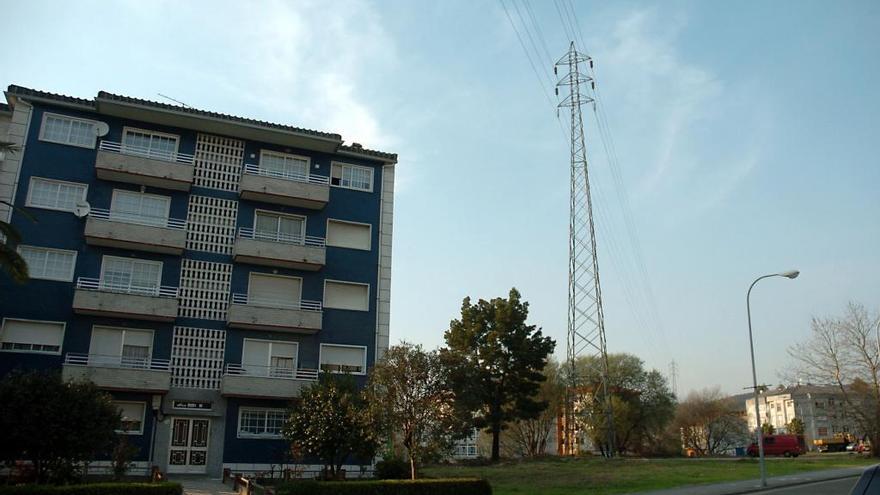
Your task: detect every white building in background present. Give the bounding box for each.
[744,385,861,450]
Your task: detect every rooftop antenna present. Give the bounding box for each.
[157,93,191,108]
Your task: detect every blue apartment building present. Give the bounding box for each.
[0,85,396,476]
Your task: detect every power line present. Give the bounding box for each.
[498,0,557,109]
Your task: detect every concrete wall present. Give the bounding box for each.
[239,173,328,209]
[84,217,186,254]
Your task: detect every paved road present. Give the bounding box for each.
[759,476,858,494]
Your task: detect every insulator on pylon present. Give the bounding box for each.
[591,81,595,90]
[554,66,557,75]
[555,87,559,96]
[590,60,594,69]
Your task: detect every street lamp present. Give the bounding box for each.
[747,270,799,487]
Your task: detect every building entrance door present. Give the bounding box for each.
[167,417,210,474]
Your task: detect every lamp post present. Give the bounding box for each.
[747,270,799,487]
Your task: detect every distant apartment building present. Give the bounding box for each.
[0,85,396,476]
[744,385,860,450]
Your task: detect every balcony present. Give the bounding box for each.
[95,140,195,191]
[221,363,318,399]
[227,293,322,333]
[232,228,326,271]
[239,164,329,210]
[84,208,187,255]
[72,277,179,322]
[62,353,171,393]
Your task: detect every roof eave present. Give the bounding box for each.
[336,149,398,164]
[6,92,95,112]
[95,97,343,153]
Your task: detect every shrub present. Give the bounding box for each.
[0,482,182,495]
[374,457,411,480]
[275,478,491,495]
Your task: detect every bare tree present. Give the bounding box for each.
[788,302,880,457]
[506,360,564,457]
[675,387,748,456]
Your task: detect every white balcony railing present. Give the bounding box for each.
[64,352,171,371]
[231,293,322,312]
[237,227,325,248]
[225,363,319,381]
[76,277,179,298]
[90,207,187,230]
[243,163,330,185]
[99,140,195,165]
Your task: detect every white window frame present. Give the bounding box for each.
[90,325,154,362]
[113,400,146,435]
[330,162,374,192]
[0,318,66,355]
[323,279,370,312]
[99,255,163,293]
[237,407,287,439]
[38,112,99,149]
[325,218,372,251]
[258,150,311,180]
[17,245,77,282]
[110,189,172,227]
[253,209,306,243]
[25,177,89,213]
[318,343,368,376]
[121,126,180,159]
[242,338,299,374]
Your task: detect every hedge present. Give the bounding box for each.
[0,483,182,495]
[275,478,491,495]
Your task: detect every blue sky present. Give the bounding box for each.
[2,0,878,396]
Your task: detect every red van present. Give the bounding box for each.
[747,434,806,457]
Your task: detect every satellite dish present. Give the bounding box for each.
[94,122,110,137]
[73,201,91,218]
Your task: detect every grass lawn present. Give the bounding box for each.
[421,454,877,495]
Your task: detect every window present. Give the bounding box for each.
[324,280,369,311]
[39,113,98,148]
[122,127,179,161]
[238,408,287,438]
[259,150,309,180]
[110,190,171,227]
[326,219,371,251]
[114,401,146,434]
[319,344,366,374]
[0,319,64,354]
[100,256,162,295]
[26,177,88,212]
[248,273,302,309]
[242,339,298,378]
[330,163,373,192]
[18,246,77,281]
[89,326,154,368]
[818,427,828,436]
[254,211,305,243]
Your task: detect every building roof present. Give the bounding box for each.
[5,85,397,163]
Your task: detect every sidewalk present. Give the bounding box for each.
[632,466,866,495]
[175,476,238,495]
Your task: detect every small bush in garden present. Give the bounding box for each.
[0,482,183,495]
[275,478,491,495]
[375,457,411,479]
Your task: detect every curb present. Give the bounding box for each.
[718,472,860,495]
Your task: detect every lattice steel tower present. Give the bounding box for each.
[555,42,615,457]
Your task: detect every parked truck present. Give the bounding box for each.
[813,433,853,452]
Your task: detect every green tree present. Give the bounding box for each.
[441,288,556,462]
[0,372,121,483]
[786,417,805,435]
[675,387,749,456]
[367,343,469,479]
[283,376,378,479]
[0,141,31,283]
[761,423,775,436]
[575,353,676,455]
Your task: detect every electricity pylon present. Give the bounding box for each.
[556,41,615,457]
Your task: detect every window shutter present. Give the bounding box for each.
[326,220,371,250]
[324,281,369,311]
[3,320,64,346]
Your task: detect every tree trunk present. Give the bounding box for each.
[410,455,416,480]
[491,422,501,462]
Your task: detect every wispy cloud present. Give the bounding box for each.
[586,8,771,216]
